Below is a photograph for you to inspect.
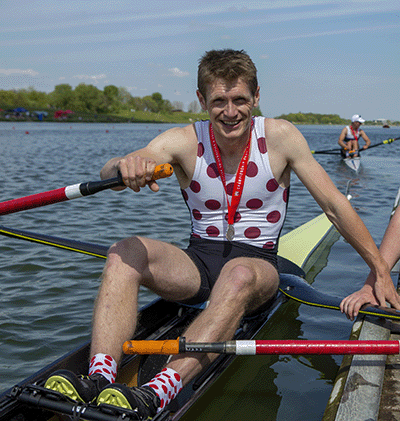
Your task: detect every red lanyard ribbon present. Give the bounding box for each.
[209,120,253,239]
[350,126,359,141]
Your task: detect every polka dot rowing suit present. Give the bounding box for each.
[182,116,289,248]
[180,117,289,305]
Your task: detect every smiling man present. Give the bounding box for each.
[44,49,400,420]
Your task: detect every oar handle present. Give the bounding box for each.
[80,163,174,195]
[123,338,183,355]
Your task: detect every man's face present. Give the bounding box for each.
[197,77,260,142]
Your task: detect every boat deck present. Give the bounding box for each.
[323,277,400,421]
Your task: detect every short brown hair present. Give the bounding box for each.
[197,49,258,99]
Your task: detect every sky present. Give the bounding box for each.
[1,0,400,121]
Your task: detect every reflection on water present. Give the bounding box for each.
[0,122,400,420]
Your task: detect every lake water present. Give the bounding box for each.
[0,121,399,420]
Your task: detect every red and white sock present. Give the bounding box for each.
[89,353,117,384]
[144,368,183,412]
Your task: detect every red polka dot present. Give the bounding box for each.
[192,209,202,220]
[103,368,111,374]
[263,241,275,249]
[244,227,261,239]
[149,384,158,390]
[192,233,201,238]
[181,189,188,201]
[206,226,220,237]
[162,385,168,393]
[105,355,112,361]
[283,188,288,203]
[257,137,267,154]
[266,179,279,192]
[197,143,204,157]
[267,210,281,223]
[205,199,221,210]
[226,182,234,196]
[225,212,241,223]
[246,198,263,209]
[190,180,201,193]
[104,360,112,366]
[160,398,165,408]
[246,161,258,177]
[207,163,219,178]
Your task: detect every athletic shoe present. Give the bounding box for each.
[97,384,160,420]
[44,369,109,403]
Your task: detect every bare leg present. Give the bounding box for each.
[90,236,202,364]
[167,257,279,385]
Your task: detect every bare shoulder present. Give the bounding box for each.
[146,124,198,187]
[147,124,198,161]
[264,117,309,152]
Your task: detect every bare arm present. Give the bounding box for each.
[359,129,371,149]
[379,207,400,270]
[338,127,348,149]
[100,125,197,192]
[276,120,400,319]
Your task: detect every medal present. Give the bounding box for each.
[209,120,253,241]
[226,224,235,241]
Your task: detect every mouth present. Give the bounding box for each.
[221,120,240,127]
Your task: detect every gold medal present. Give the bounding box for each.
[226,224,235,241]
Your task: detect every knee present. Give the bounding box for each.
[225,262,257,294]
[104,236,149,276]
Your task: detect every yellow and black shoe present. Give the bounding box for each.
[44,370,109,403]
[97,384,160,420]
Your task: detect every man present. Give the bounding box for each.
[338,114,371,157]
[45,49,400,419]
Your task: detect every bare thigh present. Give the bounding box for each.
[106,236,202,302]
[206,256,279,315]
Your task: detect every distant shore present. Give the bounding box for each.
[1,111,398,126]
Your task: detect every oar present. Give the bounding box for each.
[0,163,173,216]
[0,225,108,258]
[123,337,400,356]
[358,136,400,152]
[279,273,400,320]
[310,148,342,155]
[310,136,400,155]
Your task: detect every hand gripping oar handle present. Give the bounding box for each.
[0,163,173,216]
[123,337,400,356]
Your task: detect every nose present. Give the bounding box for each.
[224,101,238,118]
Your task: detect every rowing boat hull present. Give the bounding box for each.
[0,205,340,420]
[343,156,361,172]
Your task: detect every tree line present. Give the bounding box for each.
[274,112,348,125]
[0,84,202,115]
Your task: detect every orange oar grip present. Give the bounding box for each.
[123,338,180,355]
[152,163,173,180]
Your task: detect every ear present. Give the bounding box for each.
[196,90,207,111]
[253,86,260,107]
